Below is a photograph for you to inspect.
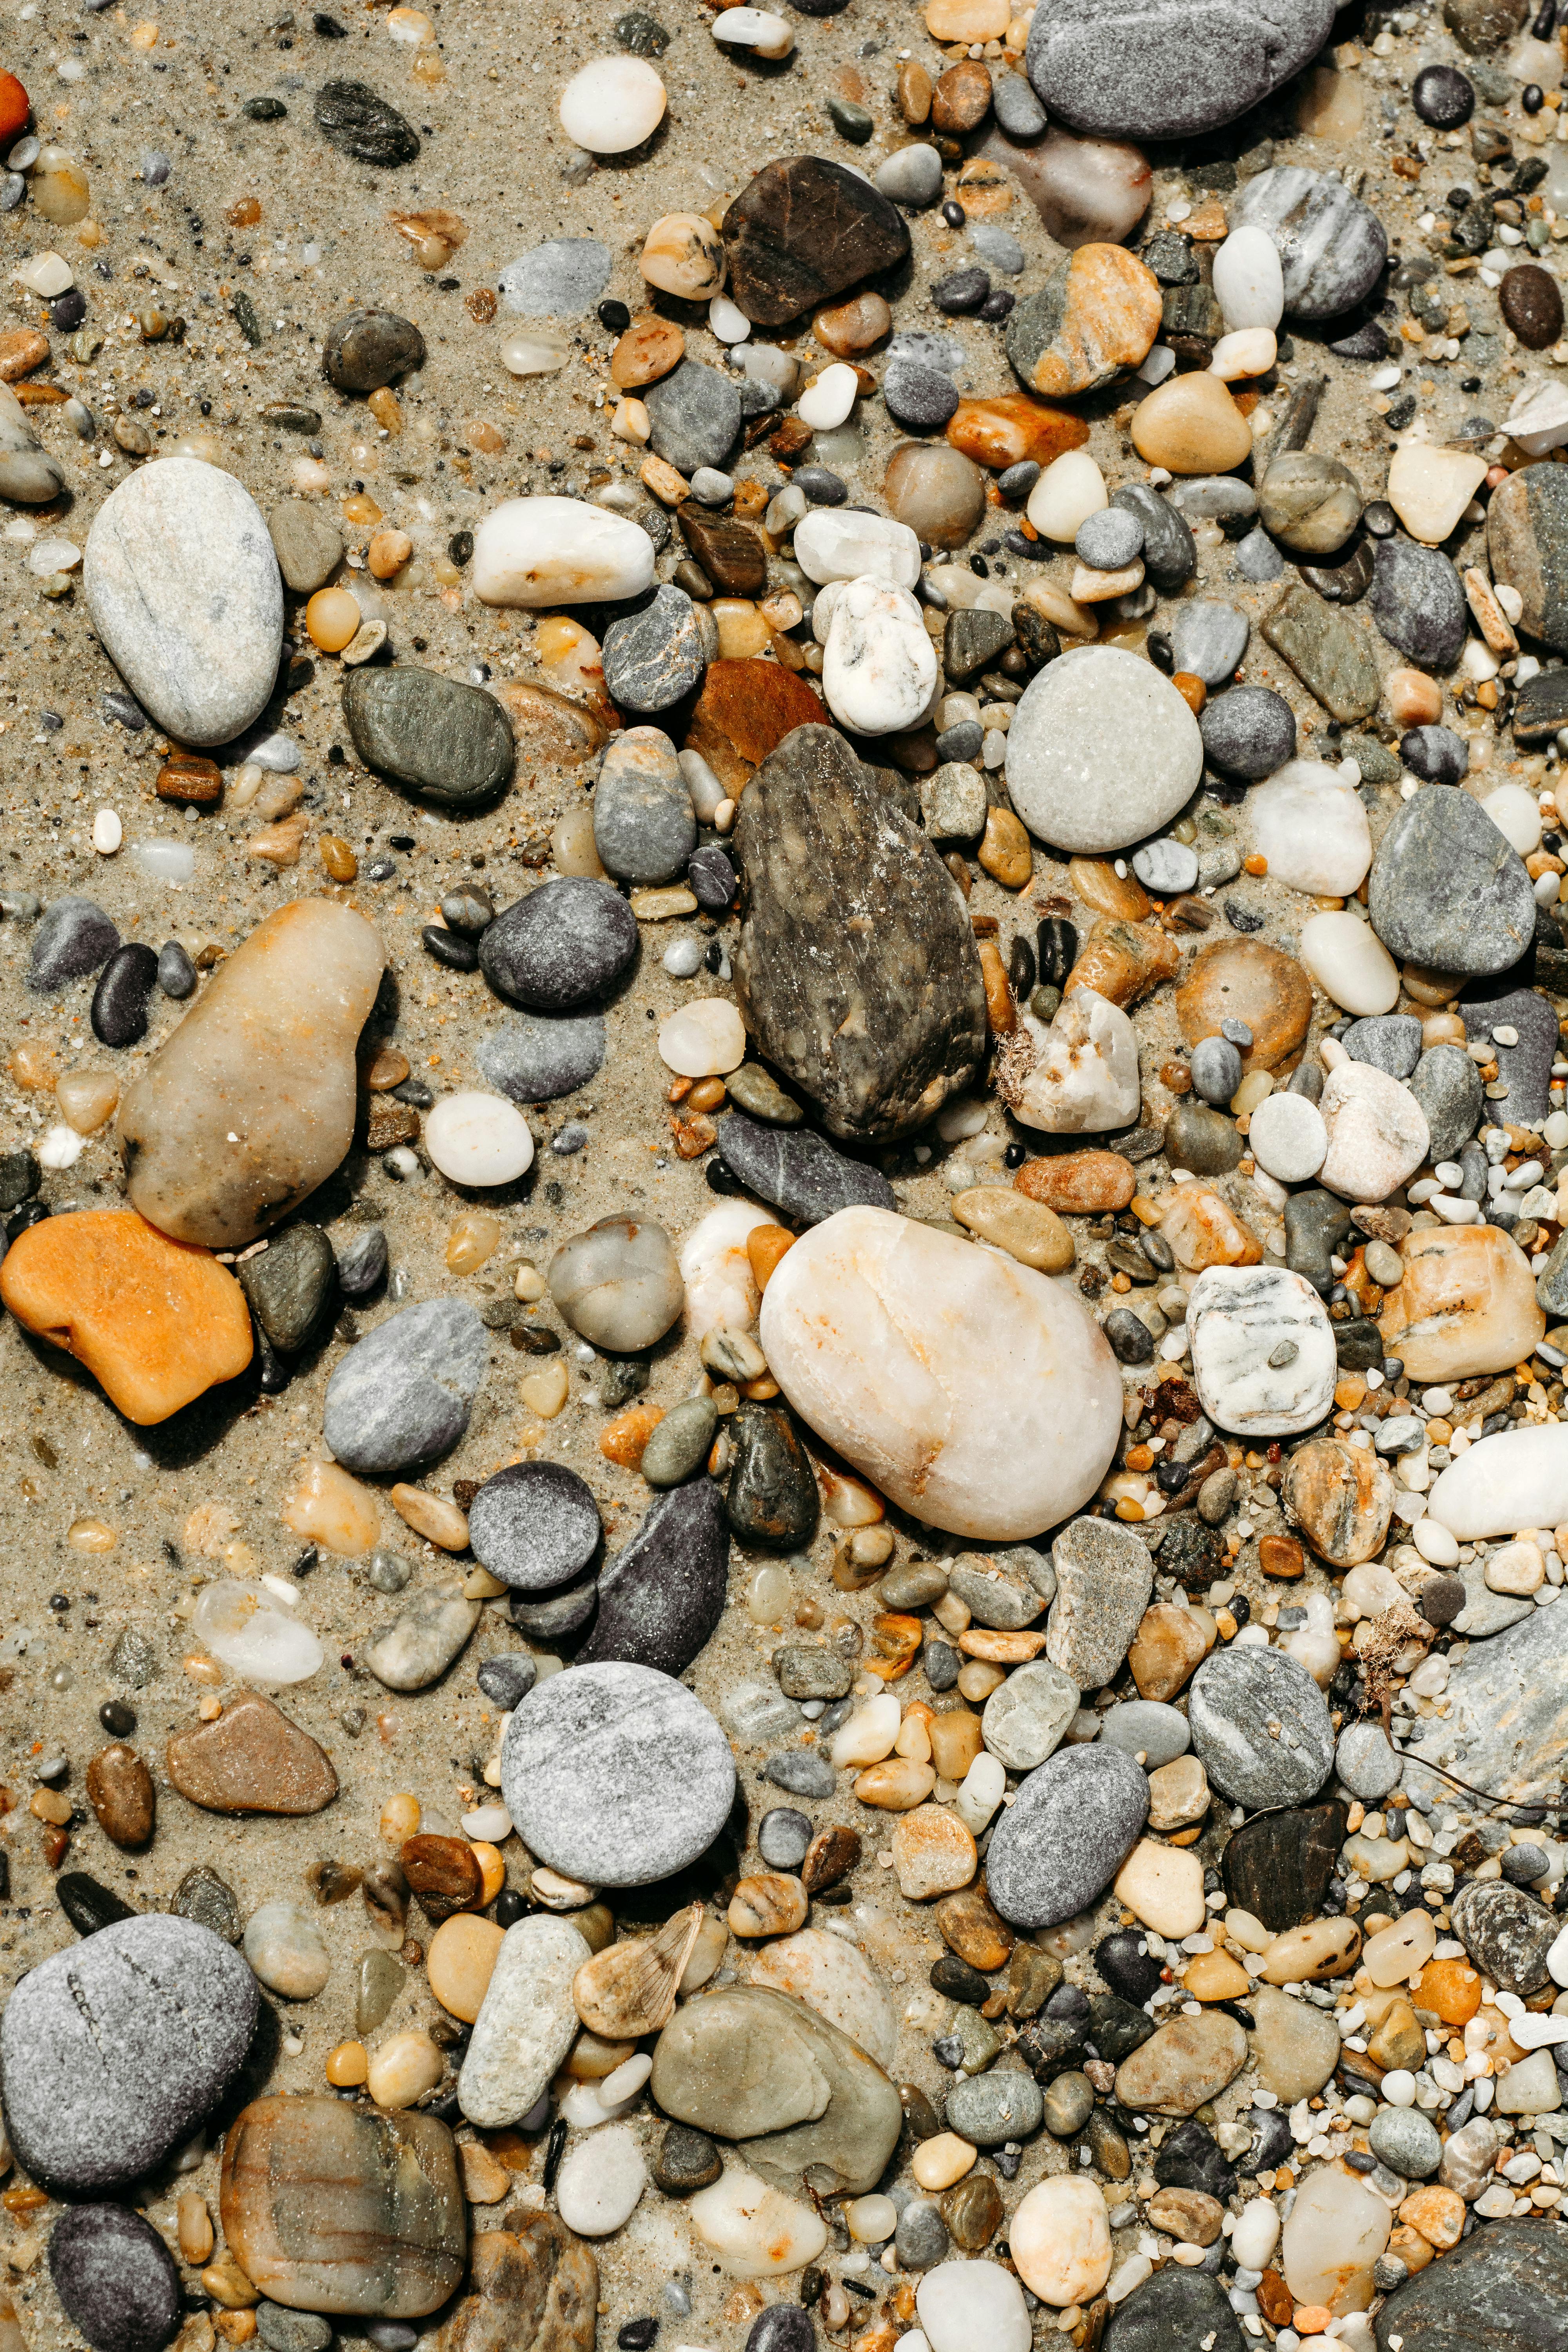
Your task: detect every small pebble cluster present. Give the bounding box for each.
[6,6,1568,2352]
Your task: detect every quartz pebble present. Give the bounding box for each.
[1006,646,1203,852]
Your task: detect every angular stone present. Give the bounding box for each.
[1373,2219,1568,2352]
[1368,788,1535,977]
[167,1692,337,1816]
[220,2097,464,2316]
[240,1224,336,1355]
[677,504,766,598]
[1408,1044,1485,1162]
[1451,1878,1559,1995]
[119,899,384,1251]
[1457,980,1558,1127]
[363,1580,481,1693]
[1261,580,1380,720]
[722,158,911,328]
[1115,2012,1248,2116]
[578,1478,729,1677]
[1404,1603,1568,1805]
[733,724,986,1141]
[1005,246,1161,398]
[324,1299,487,1474]
[985,1744,1149,1930]
[434,2213,596,2352]
[1222,1800,1347,1933]
[683,658,827,796]
[343,668,514,807]
[1187,1265,1338,1439]
[1025,0,1334,142]
[1046,1516,1154,1690]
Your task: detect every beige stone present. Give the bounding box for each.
[951,1186,1073,1273]
[1260,1916,1361,1984]
[1130,374,1251,475]
[1113,1840,1205,1936]
[1282,1437,1395,1566]
[1248,1984,1341,2103]
[1379,1223,1544,1381]
[1127,1603,1209,1700]
[1148,1754,1209,1832]
[1115,2013,1247,2114]
[890,1804,978,1900]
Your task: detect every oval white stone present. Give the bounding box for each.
[472,496,656,609]
[1248,759,1372,896]
[759,1205,1122,1541]
[1483,782,1544,857]
[680,1200,771,1339]
[823,576,938,737]
[1428,1424,1568,1539]
[1009,2174,1112,2308]
[1212,225,1285,330]
[1187,1265,1338,1437]
[554,2120,647,2234]
[1299,909,1400,1016]
[794,508,921,588]
[1005,646,1204,853]
[425,1091,534,1186]
[798,361,858,431]
[1247,1091,1328,1184]
[558,55,667,154]
[1026,449,1108,542]
[83,458,283,747]
[658,996,747,1077]
[1317,1063,1430,1203]
[917,2261,1030,2352]
[688,2162,827,2277]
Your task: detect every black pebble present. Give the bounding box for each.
[1095,1928,1162,2005]
[746,2311,814,2352]
[51,2206,181,2352]
[619,2327,659,2352]
[599,299,632,332]
[931,267,991,315]
[1412,64,1474,127]
[793,465,847,504]
[688,845,738,911]
[29,897,120,993]
[57,1874,138,1939]
[99,1700,136,1738]
[930,1953,990,2004]
[422,924,479,971]
[493,1889,527,1929]
[91,943,161,1049]
[51,290,87,331]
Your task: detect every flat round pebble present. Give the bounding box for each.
[49,2205,181,2352]
[985,1743,1149,1931]
[479,878,639,1012]
[1006,646,1203,853]
[1247,1090,1328,1183]
[424,1091,534,1186]
[469,1461,602,1593]
[479,1011,606,1103]
[1188,1646,1336,1811]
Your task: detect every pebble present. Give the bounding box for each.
[884,444,987,550]
[1130,373,1252,475]
[985,1743,1149,1929]
[324,1299,486,1474]
[425,1092,534,1187]
[982,1656,1080,1771]
[1167,598,1249,687]
[501,239,611,317]
[1488,462,1568,653]
[795,508,920,588]
[1247,1091,1328,1184]
[167,1692,337,1816]
[1199,684,1296,779]
[49,2205,180,2352]
[1232,165,1388,320]
[594,725,697,882]
[918,2261,1029,2352]
[480,878,638,1013]
[343,667,514,807]
[363,1581,480,1693]
[874,145,945,208]
[479,1009,605,1106]
[1187,1265,1338,1435]
[1189,1646,1335,1810]
[823,577,938,736]
[945,2071,1043,2147]
[581,1476,729,1674]
[473,497,656,608]
[458,1914,589,2127]
[1006,646,1203,852]
[0,379,65,501]
[1368,786,1535,977]
[1005,247,1161,398]
[717,1111,893,1224]
[550,1214,684,1350]
[243,1900,331,2000]
[1115,2011,1248,2116]
[559,54,666,151]
[1368,537,1468,670]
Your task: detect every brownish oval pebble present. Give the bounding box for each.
[610,318,685,389]
[814,293,892,356]
[978,805,1032,890]
[1068,857,1150,921]
[884,443,987,550]
[1499,263,1564,352]
[1259,1534,1306,1578]
[931,61,993,134]
[897,59,934,123]
[801,1824,862,1893]
[942,2170,1004,2250]
[167,1692,339,1817]
[1175,938,1314,1073]
[946,395,1090,472]
[1065,919,1179,1009]
[85,1742,155,1848]
[401,1834,484,1924]
[1014,1150,1136,1214]
[934,1882,1014,1971]
[156,753,223,806]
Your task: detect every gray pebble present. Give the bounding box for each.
[499,238,611,317]
[1189,1034,1244,1105]
[1169,598,1249,686]
[323,1299,487,1475]
[602,588,708,718]
[1200,684,1296,780]
[1342,1014,1423,1080]
[1234,528,1286,583]
[875,146,944,207]
[1098,1700,1190,1766]
[758,1808,812,1869]
[644,360,742,474]
[479,1010,606,1104]
[945,2069,1044,2146]
[1369,2106,1443,2179]
[594,724,698,884]
[1076,508,1144,570]
[1189,1647,1335,1811]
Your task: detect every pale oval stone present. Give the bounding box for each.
[760,1205,1122,1540]
[424,1091,534,1186]
[688,2163,827,2276]
[472,496,657,608]
[554,2121,646,2235]
[1428,1425,1568,1538]
[680,1201,770,1339]
[917,2261,1031,2352]
[1260,1916,1361,1985]
[1365,1911,1436,1988]
[1299,910,1401,1016]
[243,1901,330,2000]
[745,1929,898,2069]
[823,577,938,736]
[1009,2176,1111,2308]
[799,362,858,432]
[1486,1538,1546,1594]
[1006,646,1203,853]
[1112,1839,1205,1937]
[640,211,725,300]
[712,5,794,56]
[657,997,747,1078]
[365,2029,445,2112]
[1387,443,1490,548]
[1026,450,1108,542]
[0,381,66,503]
[459,1915,590,2127]
[1115,2013,1248,2115]
[1187,1265,1337,1437]
[84,458,282,746]
[558,56,667,154]
[192,1581,324,1686]
[1318,1063,1430,1203]
[1231,2200,1281,2272]
[952,1187,1074,1274]
[118,900,386,1250]
[1212,225,1285,331]
[1280,2165,1390,2315]
[830,1693,902,1767]
[997,988,1141,1133]
[1248,1984,1341,2103]
[1483,783,1543,857]
[1248,761,1372,896]
[1379,1223,1543,1383]
[1247,1091,1328,1185]
[795,508,921,589]
[1211,328,1276,381]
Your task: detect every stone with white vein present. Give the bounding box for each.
[996,988,1140,1133]
[472,496,657,608]
[823,576,938,737]
[794,509,921,589]
[1247,760,1372,897]
[1187,1265,1338,1436]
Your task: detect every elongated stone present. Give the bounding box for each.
[734,724,986,1142]
[1116,2012,1248,2116]
[716,1110,894,1225]
[118,900,385,1250]
[1025,0,1334,142]
[1367,787,1535,977]
[985,1745,1149,1929]
[459,1916,591,2128]
[577,1478,729,1677]
[220,2097,465,2317]
[363,1580,481,1693]
[433,2214,597,2352]
[343,668,515,808]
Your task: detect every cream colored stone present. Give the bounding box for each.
[1112,1840,1205,1936]
[1387,444,1490,548]
[1008,2176,1111,2308]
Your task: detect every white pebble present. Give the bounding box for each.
[500,328,569,378]
[1026,449,1108,543]
[1299,910,1400,1016]
[92,808,122,855]
[709,295,751,345]
[1247,1091,1328,1185]
[424,1091,535,1186]
[554,2122,647,2234]
[1210,328,1276,380]
[798,363,859,432]
[711,6,795,57]
[1212,225,1285,331]
[557,56,667,154]
[1249,760,1371,897]
[461,1803,513,1842]
[662,937,705,978]
[824,576,937,736]
[658,997,746,1078]
[192,1579,323,1684]
[795,508,920,588]
[37,1124,85,1172]
[1485,782,1544,856]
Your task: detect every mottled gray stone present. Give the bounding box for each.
[1368,789,1536,977]
[1408,1043,1485,1162]
[479,877,638,1014]
[1370,2105,1443,2178]
[578,1478,730,1678]
[363,1579,480,1693]
[1232,165,1389,320]
[1451,1878,1560,1994]
[479,1011,605,1104]
[593,726,698,886]
[1258,452,1363,556]
[1025,0,1334,140]
[1404,1602,1568,1806]
[269,499,343,594]
[1188,1646,1335,1809]
[323,1298,487,1474]
[1488,458,1568,655]
[945,2069,1044,2145]
[1368,539,1468,668]
[644,360,743,474]
[239,1224,336,1354]
[499,239,612,316]
[981,1657,1080,1771]
[29,897,119,993]
[343,666,515,807]
[1105,2270,1245,2352]
[1457,982,1557,1125]
[1170,599,1250,686]
[469,1463,601,1593]
[1342,1014,1423,1079]
[985,1744,1150,1930]
[1099,1700,1191,1766]
[1199,684,1296,779]
[602,587,708,717]
[50,2205,181,2352]
[1262,582,1380,721]
[1336,1720,1403,1801]
[1047,1516,1154,1689]
[1373,2220,1568,2352]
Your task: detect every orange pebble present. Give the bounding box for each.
[1171,671,1206,715]
[325,2040,368,2087]
[1243,853,1268,876]
[747,1225,795,1291]
[470,1840,506,1906]
[305,587,361,652]
[600,1403,664,1468]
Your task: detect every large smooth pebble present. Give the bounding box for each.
[472,496,656,608]
[688,2165,828,2279]
[1428,1425,1568,1539]
[918,2262,1030,2352]
[1212,223,1285,330]
[554,2122,647,2233]
[1248,760,1371,897]
[659,998,747,1078]
[1009,2175,1112,2307]
[984,1744,1149,1930]
[1186,1265,1337,1437]
[424,1091,534,1186]
[558,56,666,154]
[1005,646,1203,853]
[85,459,281,747]
[1299,909,1399,1016]
[794,508,920,589]
[760,1206,1121,1541]
[823,577,937,738]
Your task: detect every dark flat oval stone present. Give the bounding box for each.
[1151,2118,1238,2205]
[1367,537,1468,669]
[1095,1928,1163,2005]
[50,2205,181,2352]
[343,666,514,806]
[578,1477,730,1676]
[29,897,120,993]
[313,80,419,167]
[57,1871,138,1938]
[722,156,910,328]
[1221,1798,1347,1932]
[239,1224,336,1354]
[1373,2218,1567,2352]
[726,1402,821,1550]
[470,1461,601,1592]
[479,878,639,1013]
[91,942,159,1047]
[479,1011,605,1103]
[717,1107,895,1225]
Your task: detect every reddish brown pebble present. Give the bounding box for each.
[932,61,993,133]
[157,752,223,806]
[401,1833,485,1923]
[85,1742,155,1847]
[801,1824,862,1893]
[167,1692,339,1816]
[1014,1150,1136,1214]
[946,395,1090,472]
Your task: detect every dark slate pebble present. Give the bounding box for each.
[578,1478,729,1677]
[57,1872,137,1938]
[0,1915,259,2193]
[479,1011,606,1104]
[643,361,742,474]
[884,359,962,431]
[1103,1309,1155,1365]
[91,942,159,1047]
[998,459,1040,501]
[1112,482,1198,588]
[511,1575,598,1642]
[931,266,990,315]
[1087,1991,1154,2064]
[1373,2219,1568,2352]
[717,1108,896,1226]
[614,10,671,56]
[727,1403,821,1550]
[476,1653,538,1709]
[1400,723,1469,784]
[343,666,514,806]
[156,939,197,999]
[1500,263,1565,352]
[29,897,120,993]
[1170,599,1249,686]
[1412,63,1474,126]
[603,586,708,715]
[1221,1799,1346,1933]
[240,1225,336,1354]
[688,845,738,912]
[1342,1014,1423,1079]
[1329,318,1391,361]
[993,69,1047,138]
[332,1223,387,1297]
[1198,684,1295,779]
[1239,2104,1293,2176]
[423,924,480,972]
[747,2308,814,2352]
[944,607,1015,683]
[1367,538,1467,668]
[469,1461,602,1593]
[1164,1100,1243,1177]
[985,1745,1149,1930]
[1458,981,1558,1125]
[480,878,639,1012]
[171,1864,241,1943]
[1368,789,1535,977]
[1095,1928,1162,2005]
[1104,2265,1244,2352]
[1151,2119,1237,2206]
[935,720,984,763]
[321,1298,486,1475]
[1285,1187,1353,1296]
[1409,1043,1485,1161]
[762,1749,836,1797]
[50,2205,181,2352]
[656,2123,724,2196]
[322,307,425,391]
[791,465,846,505]
[313,79,419,167]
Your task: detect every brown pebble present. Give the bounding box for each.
[932,61,993,133]
[400,1833,484,1924]
[942,2171,1004,2250]
[438,2212,597,2352]
[934,1882,1014,1971]
[610,318,685,389]
[801,1824,861,1893]
[1175,938,1313,1073]
[1014,1150,1136,1214]
[155,755,223,806]
[1171,671,1207,716]
[85,1742,155,1848]
[813,293,893,357]
[947,396,1089,472]
[897,60,934,123]
[1066,918,1180,1011]
[977,939,1016,1037]
[320,833,359,883]
[1259,1534,1306,1579]
[1499,263,1564,351]
[977,805,1031,889]
[728,1872,808,1937]
[167,1692,339,1817]
[0,328,50,382]
[1068,857,1149,921]
[367,1096,421,1152]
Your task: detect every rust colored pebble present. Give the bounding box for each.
[1258,1534,1306,1579]
[814,294,892,356]
[156,751,223,805]
[1014,1150,1136,1214]
[0,328,50,383]
[1171,671,1207,715]
[0,1209,253,1425]
[1065,918,1180,1009]
[600,1403,664,1466]
[946,395,1090,472]
[977,805,1032,889]
[683,657,826,793]
[85,1742,155,1847]
[934,1884,1014,1971]
[1068,857,1150,922]
[400,1832,485,1923]
[801,1823,861,1893]
[932,60,993,133]
[610,318,685,389]
[977,938,1016,1037]
[746,1225,795,1291]
[167,1692,339,1816]
[1412,1958,1483,2026]
[1175,938,1314,1072]
[425,1912,506,2023]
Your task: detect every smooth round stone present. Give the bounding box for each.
[1187,1265,1337,1437]
[688,845,738,912]
[917,2261,1030,2352]
[559,54,665,151]
[470,1462,601,1593]
[0,1915,258,2194]
[644,359,742,474]
[884,444,987,551]
[1131,838,1199,895]
[501,1660,736,1886]
[1200,683,1295,779]
[1483,782,1544,857]
[1368,537,1467,670]
[884,359,962,432]
[479,1011,605,1104]
[1370,2105,1443,2179]
[424,1091,534,1187]
[1501,263,1564,352]
[594,726,696,882]
[757,1808,812,1870]
[334,1225,387,1298]
[1188,1646,1335,1811]
[1318,1061,1430,1203]
[83,459,281,748]
[602,591,708,719]
[823,577,938,735]
[476,1654,537,1710]
[760,1207,1121,1541]
[1024,0,1334,141]
[1258,452,1363,557]
[1412,62,1474,127]
[243,1901,331,2001]
[473,497,656,608]
[500,238,612,317]
[1006,646,1203,853]
[343,667,515,808]
[556,2122,647,2235]
[1168,599,1249,687]
[1248,759,1371,896]
[1232,165,1388,321]
[795,507,920,588]
[323,1299,486,1475]
[1130,373,1252,475]
[50,2205,181,2352]
[1189,1034,1243,1105]
[479,878,639,1012]
[981,1657,1081,1772]
[985,1744,1149,1931]
[1299,909,1400,1017]
[29,896,119,993]
[1077,508,1144,570]
[896,2200,951,2272]
[1163,1102,1242,1179]
[1212,223,1285,330]
[1099,1699,1190,1766]
[323,309,424,392]
[1337,1721,1402,1801]
[874,144,944,207]
[1011,2174,1111,2307]
[550,1214,683,1351]
[1247,1091,1328,1185]
[1028,450,1108,542]
[1369,777,1535,979]
[946,2070,1044,2147]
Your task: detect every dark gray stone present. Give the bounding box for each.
[747,2309,815,2352]
[322,308,424,391]
[1199,683,1295,779]
[733,725,987,1141]
[1452,1877,1560,1994]
[171,1864,240,1942]
[1368,790,1536,977]
[594,725,697,882]
[0,1916,258,2194]
[322,1298,487,1474]
[944,610,1015,688]
[884,359,961,432]
[29,897,119,993]
[1164,1100,1243,1176]
[1221,1799,1346,1932]
[1234,528,1286,584]
[50,2207,181,2352]
[333,1224,387,1297]
[1489,458,1568,655]
[985,1745,1149,1931]
[1374,2219,1568,2352]
[1369,2106,1443,2178]
[479,878,639,1012]
[156,939,198,999]
[578,1478,729,1678]
[240,1225,336,1353]
[1401,722,1469,784]
[727,1403,820,1551]
[1232,164,1388,319]
[343,666,514,806]
[499,240,612,317]
[475,1654,537,1710]
[944,2069,1044,2146]
[469,1461,601,1593]
[644,361,743,474]
[1285,1188,1354,1296]
[1024,0,1334,140]
[763,1749,837,1797]
[1409,1043,1485,1161]
[1368,539,1468,668]
[894,2200,950,2271]
[1456,982,1557,1124]
[1151,2121,1239,2207]
[723,156,912,329]
[602,587,708,717]
[657,2124,724,2196]
[479,1011,605,1104]
[92,942,158,1048]
[1342,1014,1423,1079]
[313,80,419,167]
[717,1108,895,1224]
[1189,1646,1335,1809]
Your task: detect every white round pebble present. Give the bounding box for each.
[711,6,795,57]
[92,809,122,855]
[1026,449,1108,543]
[798,363,858,431]
[662,937,706,978]
[557,56,667,154]
[794,508,920,589]
[1212,224,1285,330]
[1247,1090,1328,1184]
[824,577,937,737]
[1299,909,1400,1016]
[709,296,751,344]
[1231,2198,1281,2271]
[658,996,747,1077]
[499,328,569,378]
[1249,761,1372,897]
[424,1091,535,1186]
[37,1124,85,1172]
[917,2261,1030,2352]
[1483,782,1544,857]
[554,2122,647,2234]
[1210,327,1276,380]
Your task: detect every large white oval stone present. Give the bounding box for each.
[83,458,283,746]
[1005,645,1203,853]
[759,1206,1122,1541]
[472,496,657,608]
[1187,1264,1337,1437]
[1428,1425,1568,1539]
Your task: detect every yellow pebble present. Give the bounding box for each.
[324,2041,368,2088]
[380,1792,421,1842]
[426,1913,506,2022]
[447,1210,503,1275]
[390,1482,470,1552]
[366,2029,445,2112]
[911,2132,977,2190]
[521,1360,569,1418]
[177,2191,214,2265]
[305,587,361,652]
[470,1840,507,1906]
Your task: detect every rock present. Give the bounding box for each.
[762,1206,1121,1540]
[324,1299,486,1474]
[918,2262,1030,2352]
[593,726,696,883]
[1005,246,1161,397]
[722,157,911,328]
[500,238,611,317]
[1246,1984,1343,2107]
[323,309,424,391]
[1046,1516,1154,1689]
[1459,979,1558,1126]
[1367,538,1467,669]
[1371,2106,1443,2178]
[84,1743,154,1850]
[0,379,66,501]
[822,577,938,735]
[480,879,637,1015]
[502,1660,735,1887]
[118,898,385,1250]
[459,1916,590,2127]
[746,1929,897,2068]
[220,2097,463,2315]
[1189,1646,1335,1810]
[655,2123,723,2196]
[83,459,281,746]
[1404,1603,1568,1804]
[1131,373,1252,474]
[579,1479,729,1675]
[400,1835,483,1925]
[1451,1878,1559,1994]
[363,1580,480,1693]
[1127,1608,1208,1705]
[1103,2271,1244,2352]
[472,496,657,610]
[1168,599,1250,688]
[1232,165,1387,319]
[1223,1801,1346,1932]
[733,726,985,1141]
[677,504,767,597]
[1343,1014,1424,1080]
[238,1225,335,1357]
[1368,787,1535,977]
[1101,1699,1191,1769]
[998,990,1141,1134]
[313,78,420,165]
[885,358,962,432]
[468,1463,601,1593]
[1488,461,1568,653]
[343,667,514,808]
[1262,579,1381,721]
[49,2206,181,2352]
[270,501,344,595]
[1248,1093,1328,1184]
[1250,759,1373,899]
[684,658,827,796]
[1258,453,1363,556]
[726,1403,820,1551]
[1187,1265,1338,1437]
[550,1215,683,1351]
[1007,646,1203,853]
[1115,2012,1248,2115]
[29,897,119,993]
[1112,482,1198,589]
[1374,2219,1568,2352]
[0,1210,252,1425]
[434,2212,597,2352]
[167,1692,337,1816]
[1282,1436,1394,1563]
[1317,1061,1431,1202]
[945,2070,1044,2149]
[883,445,987,552]
[479,1011,605,1105]
[244,1900,331,2000]
[1013,1150,1137,1214]
[982,1657,1080,1771]
[642,359,741,475]
[985,1744,1149,1929]
[1,1915,258,2194]
[1282,2164,1392,2313]
[1024,0,1331,139]
[922,762,990,841]
[172,1865,241,1944]
[1379,1224,1543,1382]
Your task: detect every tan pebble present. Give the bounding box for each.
[55,1069,120,1136]
[911,2132,976,2190]
[324,2041,368,2088]
[1182,1948,1251,2002]
[977,805,1032,889]
[814,294,892,355]
[641,453,690,505]
[279,1457,381,1557]
[1113,1838,1206,1937]
[927,1710,984,1782]
[1147,1753,1209,1833]
[1127,1603,1209,1702]
[1259,1916,1361,1985]
[457,2141,512,2204]
[1398,2184,1465,2251]
[955,1659,1006,1701]
[1131,373,1252,474]
[305,587,361,652]
[390,1482,470,1551]
[426,1913,506,2022]
[1147,2187,1223,2247]
[381,1793,421,1842]
[727,1872,808,1937]
[890,1803,977,1900]
[367,530,413,580]
[366,2028,446,2111]
[201,2260,260,2312]
[1384,667,1443,729]
[1069,856,1149,920]
[573,1904,704,2038]
[319,834,359,883]
[1014,1149,1135,1214]
[712,598,770,659]
[177,2192,215,2266]
[853,1757,938,1810]
[520,1360,570,1418]
[611,318,685,388]
[641,213,724,300]
[952,1187,1073,1273]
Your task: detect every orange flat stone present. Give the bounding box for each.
[946,395,1089,472]
[683,658,826,793]
[0,1209,253,1423]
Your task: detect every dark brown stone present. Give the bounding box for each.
[722,157,911,328]
[942,2171,1004,2250]
[733,724,987,1140]
[166,1693,338,1817]
[433,2212,596,2352]
[675,505,767,598]
[367,1096,421,1151]
[85,1743,155,1848]
[1221,1799,1348,1933]
[931,62,993,134]
[1499,263,1564,350]
[802,1824,862,1894]
[400,1833,484,1923]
